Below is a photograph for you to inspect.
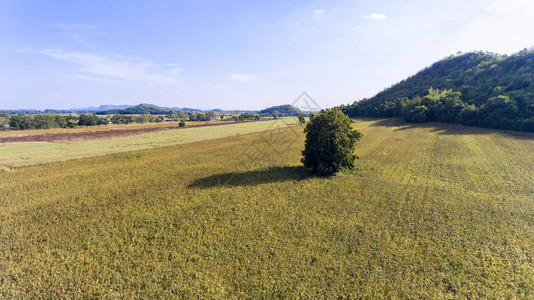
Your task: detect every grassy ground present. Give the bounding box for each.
[0,119,296,168]
[1,118,533,298]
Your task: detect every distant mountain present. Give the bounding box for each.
[2,103,305,116]
[343,49,534,132]
[96,104,174,115]
[171,107,202,112]
[95,104,219,115]
[259,105,303,116]
[71,104,133,112]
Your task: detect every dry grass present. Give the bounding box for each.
[1,118,533,298]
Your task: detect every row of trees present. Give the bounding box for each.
[5,114,166,130]
[3,111,275,130]
[7,114,86,130]
[344,88,534,132]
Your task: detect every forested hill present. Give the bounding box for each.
[343,49,534,132]
[259,105,303,116]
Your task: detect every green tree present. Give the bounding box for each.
[272,110,279,119]
[9,115,28,130]
[196,113,206,121]
[179,120,186,127]
[298,115,306,124]
[135,114,150,123]
[77,114,99,126]
[301,108,362,176]
[0,115,9,130]
[66,119,77,128]
[205,112,216,121]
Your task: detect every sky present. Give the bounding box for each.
[1,0,534,110]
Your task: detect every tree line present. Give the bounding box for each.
[343,88,534,132]
[1,111,272,131]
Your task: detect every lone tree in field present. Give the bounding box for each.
[301,108,362,176]
[298,114,306,124]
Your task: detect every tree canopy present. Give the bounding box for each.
[301,108,362,176]
[259,105,303,117]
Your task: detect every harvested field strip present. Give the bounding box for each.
[0,120,232,137]
[0,118,299,168]
[0,120,261,143]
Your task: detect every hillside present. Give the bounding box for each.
[259,105,303,116]
[96,104,174,115]
[343,49,534,131]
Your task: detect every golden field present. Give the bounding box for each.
[1,118,533,298]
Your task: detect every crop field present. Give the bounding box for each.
[0,120,240,137]
[0,119,296,169]
[1,118,533,298]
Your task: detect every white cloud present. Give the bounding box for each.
[362,13,388,21]
[33,49,184,85]
[229,74,257,82]
[352,26,361,31]
[313,9,325,16]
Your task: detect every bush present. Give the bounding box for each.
[301,108,362,176]
[179,120,186,127]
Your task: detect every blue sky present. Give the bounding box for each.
[1,0,534,110]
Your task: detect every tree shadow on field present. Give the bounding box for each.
[365,118,534,140]
[188,166,314,188]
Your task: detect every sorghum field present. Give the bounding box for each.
[1,118,533,298]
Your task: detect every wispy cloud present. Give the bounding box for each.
[229,73,257,82]
[313,9,325,16]
[362,13,388,21]
[32,49,184,85]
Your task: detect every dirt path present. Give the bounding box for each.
[0,121,256,143]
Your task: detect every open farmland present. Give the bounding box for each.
[0,119,296,169]
[0,120,257,138]
[1,118,533,298]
